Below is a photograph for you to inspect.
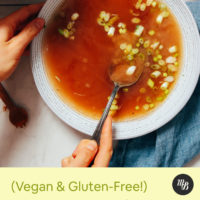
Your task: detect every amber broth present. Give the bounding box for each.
[43,0,182,121]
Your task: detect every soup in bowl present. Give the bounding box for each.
[43,0,182,121]
[32,0,200,139]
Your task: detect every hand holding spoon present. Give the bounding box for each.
[92,62,144,144]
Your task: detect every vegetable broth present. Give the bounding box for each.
[43,0,182,121]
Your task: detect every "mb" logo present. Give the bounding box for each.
[172,174,194,195]
[177,179,189,190]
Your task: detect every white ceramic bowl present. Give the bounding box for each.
[31,0,200,140]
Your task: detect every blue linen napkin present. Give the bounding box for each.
[110,2,200,167]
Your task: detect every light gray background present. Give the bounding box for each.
[0,0,199,167]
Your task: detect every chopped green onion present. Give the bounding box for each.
[147,79,155,88]
[139,37,144,44]
[100,11,110,22]
[144,40,150,48]
[143,104,150,111]
[174,53,179,57]
[151,42,160,49]
[131,48,139,55]
[100,11,106,19]
[149,104,155,108]
[58,29,64,36]
[134,25,144,37]
[126,66,136,75]
[159,45,164,50]
[140,3,146,11]
[159,3,167,10]
[146,96,152,103]
[155,49,160,55]
[127,54,134,61]
[131,17,141,24]
[164,76,174,83]
[126,44,133,52]
[112,99,118,105]
[97,18,105,26]
[104,25,110,32]
[110,105,119,111]
[119,28,127,34]
[169,46,177,53]
[153,57,159,62]
[148,30,155,36]
[135,106,140,110]
[163,72,168,77]
[162,11,170,17]
[160,82,169,90]
[63,29,70,38]
[164,89,169,95]
[67,21,75,30]
[135,2,141,9]
[166,56,177,64]
[147,0,153,6]
[151,64,160,70]
[55,76,61,82]
[136,43,141,47]
[152,1,157,7]
[157,54,162,60]
[156,14,163,24]
[120,43,127,50]
[156,96,164,101]
[118,22,126,28]
[107,26,115,37]
[174,62,179,67]
[167,64,177,72]
[71,13,79,21]
[158,59,165,66]
[156,11,169,24]
[151,71,161,78]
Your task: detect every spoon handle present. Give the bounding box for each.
[92,84,120,144]
[0,83,15,110]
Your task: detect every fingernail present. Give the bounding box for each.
[87,141,97,151]
[34,18,45,29]
[62,158,69,166]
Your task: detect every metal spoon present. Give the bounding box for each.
[0,83,28,128]
[92,63,144,144]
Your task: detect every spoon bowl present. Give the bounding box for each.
[109,63,145,87]
[92,62,145,143]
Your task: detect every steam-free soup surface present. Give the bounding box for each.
[43,0,182,121]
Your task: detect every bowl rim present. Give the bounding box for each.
[31,0,200,140]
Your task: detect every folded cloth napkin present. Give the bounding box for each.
[110,2,200,167]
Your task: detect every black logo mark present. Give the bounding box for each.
[172,174,194,195]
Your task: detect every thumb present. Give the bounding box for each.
[11,18,45,57]
[69,140,98,167]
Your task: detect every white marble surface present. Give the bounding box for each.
[0,0,199,167]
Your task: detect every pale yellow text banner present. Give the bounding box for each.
[0,168,199,200]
